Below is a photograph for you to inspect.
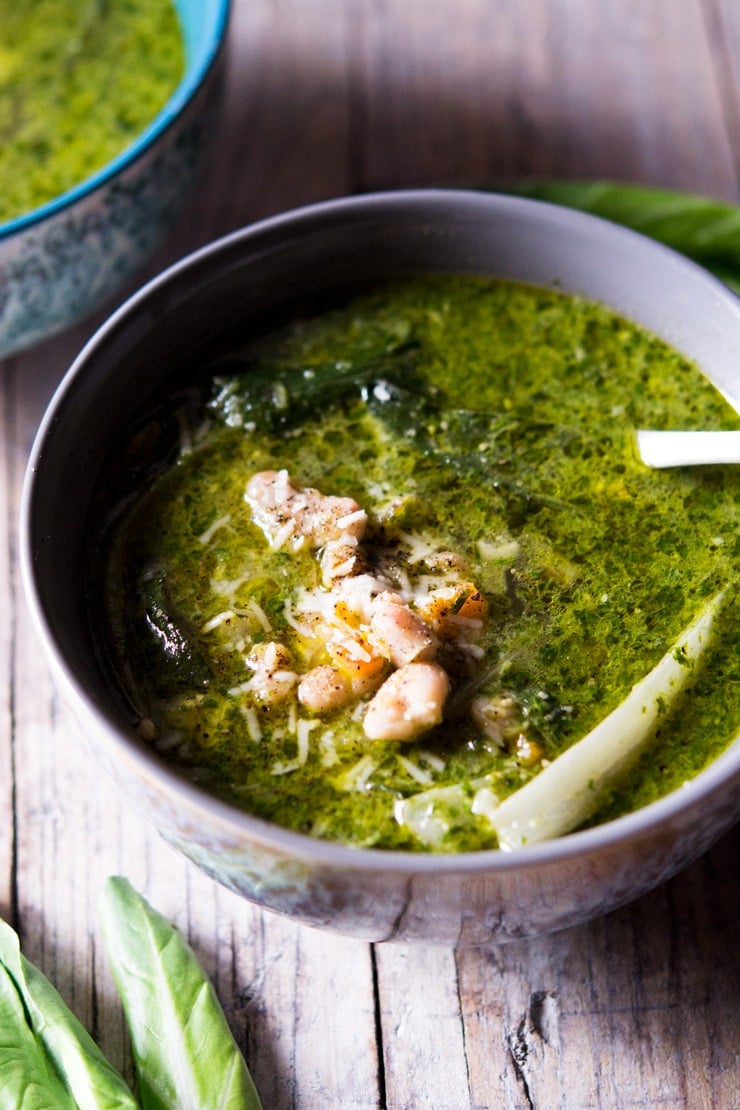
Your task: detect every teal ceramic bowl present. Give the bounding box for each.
[0,0,230,359]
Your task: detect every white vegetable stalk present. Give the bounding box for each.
[489,590,725,851]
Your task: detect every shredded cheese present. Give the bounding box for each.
[283,597,316,637]
[478,537,520,561]
[242,706,263,743]
[227,680,253,696]
[319,730,339,766]
[337,754,378,792]
[397,754,435,786]
[200,609,237,634]
[271,519,298,550]
[198,513,232,546]
[336,508,368,529]
[417,749,447,773]
[240,598,272,632]
[296,718,320,764]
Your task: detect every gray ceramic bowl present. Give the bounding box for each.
[21,190,740,946]
[0,0,230,359]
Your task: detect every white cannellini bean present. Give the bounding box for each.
[369,591,438,667]
[363,662,450,742]
[298,665,352,713]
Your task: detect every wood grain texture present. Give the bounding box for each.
[1,2,739,1107]
[0,368,16,923]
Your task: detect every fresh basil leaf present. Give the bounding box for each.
[492,180,740,293]
[1,918,134,1110]
[99,877,262,1110]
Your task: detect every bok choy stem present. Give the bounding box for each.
[489,590,725,850]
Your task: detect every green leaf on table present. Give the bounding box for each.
[0,961,75,1109]
[98,877,262,1110]
[0,918,136,1109]
[492,179,740,293]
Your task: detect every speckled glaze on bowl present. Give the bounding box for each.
[21,191,740,946]
[0,0,230,359]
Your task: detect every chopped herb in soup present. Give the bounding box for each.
[0,0,184,224]
[97,276,740,852]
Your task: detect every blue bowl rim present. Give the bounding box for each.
[0,0,231,242]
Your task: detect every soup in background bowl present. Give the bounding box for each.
[0,0,230,358]
[20,191,740,946]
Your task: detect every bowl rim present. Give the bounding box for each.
[0,0,231,242]
[20,188,740,876]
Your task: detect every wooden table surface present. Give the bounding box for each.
[2,2,739,1107]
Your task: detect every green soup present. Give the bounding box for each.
[0,0,184,224]
[97,276,740,852]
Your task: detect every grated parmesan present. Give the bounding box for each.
[396,754,435,785]
[296,718,320,764]
[271,759,300,775]
[445,614,484,630]
[470,786,500,821]
[201,609,237,634]
[417,749,447,773]
[478,537,520,562]
[398,530,439,564]
[239,598,272,633]
[283,597,315,637]
[242,705,263,743]
[336,754,378,792]
[198,513,232,546]
[336,508,368,529]
[271,519,298,550]
[228,680,253,696]
[210,575,248,597]
[319,730,339,766]
[176,408,194,456]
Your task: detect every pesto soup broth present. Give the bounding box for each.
[98,276,740,852]
[0,0,184,224]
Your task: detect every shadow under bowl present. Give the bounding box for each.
[20,190,740,946]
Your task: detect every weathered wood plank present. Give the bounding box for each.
[0,363,17,922]
[375,944,471,1110]
[704,0,740,186]
[193,0,355,231]
[455,825,740,1109]
[349,0,738,196]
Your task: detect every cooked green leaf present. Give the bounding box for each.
[364,375,574,519]
[493,180,740,293]
[208,337,422,432]
[99,877,262,1110]
[0,917,134,1110]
